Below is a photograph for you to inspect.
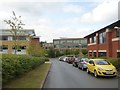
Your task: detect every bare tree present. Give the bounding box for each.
[4,11,25,54]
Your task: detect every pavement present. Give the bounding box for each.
[43,58,118,88]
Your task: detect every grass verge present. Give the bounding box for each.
[3,62,51,88]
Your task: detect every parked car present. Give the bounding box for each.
[72,57,81,67]
[62,57,68,62]
[59,56,64,61]
[86,59,117,78]
[66,55,76,64]
[78,58,89,70]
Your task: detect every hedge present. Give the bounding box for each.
[1,54,47,85]
[107,58,120,69]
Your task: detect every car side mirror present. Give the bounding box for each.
[92,64,95,66]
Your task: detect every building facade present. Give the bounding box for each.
[0,29,39,54]
[84,20,120,58]
[53,38,87,52]
[43,43,54,50]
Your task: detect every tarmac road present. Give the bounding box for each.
[43,58,118,88]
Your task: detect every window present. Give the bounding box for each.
[93,36,96,43]
[81,44,87,48]
[74,44,79,48]
[117,52,120,58]
[59,45,66,48]
[67,44,73,48]
[54,40,59,44]
[54,45,59,48]
[94,52,96,57]
[89,52,92,57]
[81,40,87,44]
[98,52,106,57]
[19,36,26,40]
[60,40,66,44]
[2,36,8,40]
[116,29,120,37]
[73,40,79,44]
[67,40,73,43]
[89,38,92,43]
[99,32,106,44]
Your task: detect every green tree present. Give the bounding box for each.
[82,49,87,55]
[27,42,45,57]
[47,47,55,58]
[4,11,25,54]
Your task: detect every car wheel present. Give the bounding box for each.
[94,71,98,78]
[81,66,84,71]
[87,68,90,74]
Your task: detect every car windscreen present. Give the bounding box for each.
[95,60,111,65]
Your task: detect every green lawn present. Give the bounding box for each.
[3,62,51,88]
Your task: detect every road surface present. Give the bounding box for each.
[43,58,118,88]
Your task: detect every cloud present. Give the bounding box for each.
[80,0,118,23]
[63,4,82,13]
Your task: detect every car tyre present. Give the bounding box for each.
[94,70,98,78]
[82,66,84,71]
[87,68,90,74]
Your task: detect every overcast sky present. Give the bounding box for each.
[0,0,119,42]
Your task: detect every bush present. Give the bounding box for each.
[107,58,120,69]
[44,58,50,62]
[2,54,46,85]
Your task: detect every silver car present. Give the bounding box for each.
[78,58,89,70]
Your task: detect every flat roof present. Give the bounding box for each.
[0,29,35,36]
[84,20,120,38]
[53,38,86,41]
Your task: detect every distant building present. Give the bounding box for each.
[84,20,120,58]
[43,42,54,50]
[53,38,87,52]
[0,29,39,54]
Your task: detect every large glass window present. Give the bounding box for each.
[67,44,73,48]
[60,40,66,44]
[117,52,120,58]
[98,52,106,57]
[67,40,73,43]
[60,45,66,48]
[89,38,92,43]
[81,39,87,44]
[116,29,120,37]
[54,40,59,44]
[99,32,106,44]
[93,36,96,43]
[73,40,79,44]
[2,36,8,40]
[19,36,26,40]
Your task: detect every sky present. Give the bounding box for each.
[0,0,119,42]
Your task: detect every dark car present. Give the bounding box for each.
[66,55,76,64]
[78,58,89,70]
[72,57,81,67]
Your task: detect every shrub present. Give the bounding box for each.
[107,58,120,69]
[2,54,46,85]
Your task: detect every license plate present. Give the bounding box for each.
[106,71,113,74]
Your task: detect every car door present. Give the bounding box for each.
[88,60,95,73]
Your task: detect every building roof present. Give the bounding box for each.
[0,29,35,36]
[84,20,120,38]
[53,38,86,41]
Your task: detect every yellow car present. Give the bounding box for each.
[87,59,117,77]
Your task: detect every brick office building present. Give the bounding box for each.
[84,20,120,58]
[53,38,87,52]
[0,29,40,54]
